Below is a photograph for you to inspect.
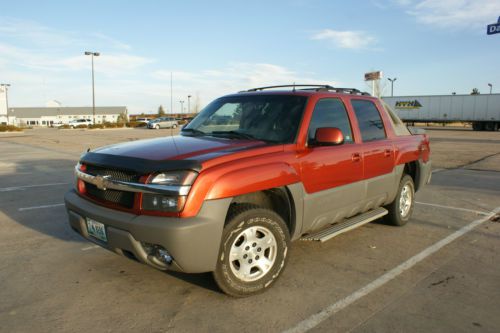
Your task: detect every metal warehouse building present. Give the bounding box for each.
[6,106,128,127]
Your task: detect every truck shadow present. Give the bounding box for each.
[0,157,85,243]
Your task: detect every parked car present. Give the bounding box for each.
[135,117,151,124]
[51,120,65,128]
[68,119,92,128]
[147,117,178,129]
[65,84,431,297]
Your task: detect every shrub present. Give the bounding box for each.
[89,124,104,129]
[75,124,88,129]
[126,121,147,128]
[58,125,71,129]
[0,125,22,132]
[103,122,117,128]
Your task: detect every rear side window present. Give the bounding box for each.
[351,100,386,142]
[308,98,353,143]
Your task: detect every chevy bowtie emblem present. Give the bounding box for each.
[95,175,111,190]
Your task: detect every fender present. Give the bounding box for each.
[206,162,301,200]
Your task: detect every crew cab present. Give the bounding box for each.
[64,84,431,297]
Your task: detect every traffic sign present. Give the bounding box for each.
[487,17,500,35]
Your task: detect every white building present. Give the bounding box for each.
[7,106,128,126]
[0,86,9,125]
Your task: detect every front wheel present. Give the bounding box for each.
[385,175,415,226]
[213,205,290,297]
[155,124,160,130]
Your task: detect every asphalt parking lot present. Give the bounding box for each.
[1,127,499,333]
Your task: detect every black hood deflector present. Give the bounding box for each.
[80,152,202,174]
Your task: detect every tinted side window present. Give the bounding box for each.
[351,100,386,142]
[308,98,353,144]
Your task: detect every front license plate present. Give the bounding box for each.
[86,218,107,242]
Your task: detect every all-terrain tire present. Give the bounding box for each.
[213,205,290,297]
[385,175,415,226]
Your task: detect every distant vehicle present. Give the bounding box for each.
[383,94,500,131]
[69,119,92,128]
[135,117,151,124]
[147,117,178,129]
[51,120,65,128]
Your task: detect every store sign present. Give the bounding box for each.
[395,100,423,109]
[487,17,500,35]
[364,71,382,81]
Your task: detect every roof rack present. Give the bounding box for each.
[242,84,370,96]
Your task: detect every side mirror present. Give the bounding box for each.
[314,127,344,146]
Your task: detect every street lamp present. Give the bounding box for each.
[179,100,185,114]
[84,51,100,124]
[488,83,493,94]
[0,83,10,125]
[388,78,397,97]
[187,95,192,114]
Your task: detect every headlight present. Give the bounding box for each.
[149,170,197,186]
[142,171,197,213]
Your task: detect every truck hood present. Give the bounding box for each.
[82,135,277,174]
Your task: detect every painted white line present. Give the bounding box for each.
[432,168,444,173]
[283,207,499,333]
[18,203,65,211]
[81,245,100,251]
[415,201,489,216]
[0,182,69,192]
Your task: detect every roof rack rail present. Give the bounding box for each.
[242,84,370,96]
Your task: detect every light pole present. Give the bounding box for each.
[180,100,185,113]
[0,83,10,125]
[488,83,493,94]
[84,51,100,124]
[388,78,397,97]
[187,95,192,114]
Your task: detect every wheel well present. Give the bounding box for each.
[227,188,295,236]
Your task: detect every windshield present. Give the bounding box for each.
[182,94,308,143]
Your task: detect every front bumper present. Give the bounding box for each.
[64,190,231,273]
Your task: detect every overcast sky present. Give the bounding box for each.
[1,0,499,114]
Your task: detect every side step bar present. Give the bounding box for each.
[300,207,388,242]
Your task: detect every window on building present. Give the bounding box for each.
[351,100,386,142]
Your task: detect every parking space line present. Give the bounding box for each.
[0,182,69,192]
[18,203,65,211]
[415,201,490,216]
[283,207,499,333]
[432,168,444,173]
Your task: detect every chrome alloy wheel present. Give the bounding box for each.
[229,226,278,282]
[399,184,413,218]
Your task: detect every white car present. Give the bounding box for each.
[136,117,151,124]
[69,119,93,128]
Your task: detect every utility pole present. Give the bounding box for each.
[187,95,192,114]
[84,51,100,124]
[488,83,493,94]
[388,78,397,97]
[0,83,10,125]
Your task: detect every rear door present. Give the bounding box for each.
[350,99,395,204]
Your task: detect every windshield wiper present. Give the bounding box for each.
[210,131,258,140]
[181,128,206,136]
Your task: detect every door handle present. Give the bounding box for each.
[384,149,392,157]
[352,153,361,162]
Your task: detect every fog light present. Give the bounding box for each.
[142,242,173,265]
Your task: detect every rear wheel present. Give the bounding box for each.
[155,124,160,130]
[213,205,290,297]
[385,175,415,226]
[172,124,178,129]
